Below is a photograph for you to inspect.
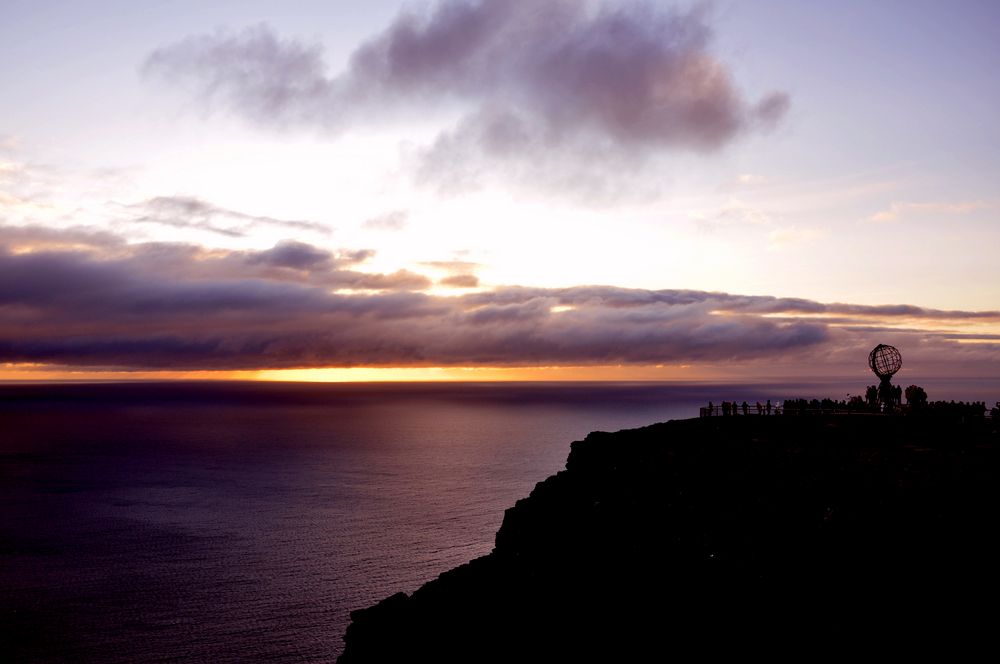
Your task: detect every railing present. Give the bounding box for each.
[700,405,780,417]
[699,405,995,418]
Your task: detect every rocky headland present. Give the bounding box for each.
[339,415,998,661]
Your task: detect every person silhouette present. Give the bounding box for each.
[742,401,749,416]
[766,399,772,415]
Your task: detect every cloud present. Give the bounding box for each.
[423,259,481,288]
[0,158,64,223]
[460,286,1000,321]
[0,224,426,293]
[142,25,337,127]
[439,274,480,288]
[124,196,331,237]
[363,209,408,231]
[0,161,23,179]
[752,92,791,129]
[421,260,481,271]
[145,1,789,197]
[0,223,126,253]
[1,225,997,372]
[867,200,989,223]
[0,192,26,206]
[246,240,361,271]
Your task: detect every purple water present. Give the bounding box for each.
[2,379,996,662]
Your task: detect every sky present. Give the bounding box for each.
[1,0,999,383]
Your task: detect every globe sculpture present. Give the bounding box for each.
[868,344,902,411]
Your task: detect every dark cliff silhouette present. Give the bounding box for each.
[340,415,999,661]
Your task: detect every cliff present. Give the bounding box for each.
[339,415,999,661]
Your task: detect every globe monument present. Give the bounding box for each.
[868,344,902,411]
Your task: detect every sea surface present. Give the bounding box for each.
[2,379,997,662]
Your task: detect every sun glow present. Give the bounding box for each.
[0,363,709,383]
[255,365,707,382]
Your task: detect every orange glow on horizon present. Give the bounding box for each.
[0,364,262,382]
[0,363,711,383]
[253,365,704,382]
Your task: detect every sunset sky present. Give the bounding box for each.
[2,0,999,382]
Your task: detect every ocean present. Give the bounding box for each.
[2,379,997,662]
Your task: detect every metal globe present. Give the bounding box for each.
[868,344,902,379]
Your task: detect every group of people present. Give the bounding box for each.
[920,399,996,418]
[707,400,773,416]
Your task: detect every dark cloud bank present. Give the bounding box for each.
[2,226,997,372]
[143,0,789,196]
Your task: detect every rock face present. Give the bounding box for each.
[339,416,999,662]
